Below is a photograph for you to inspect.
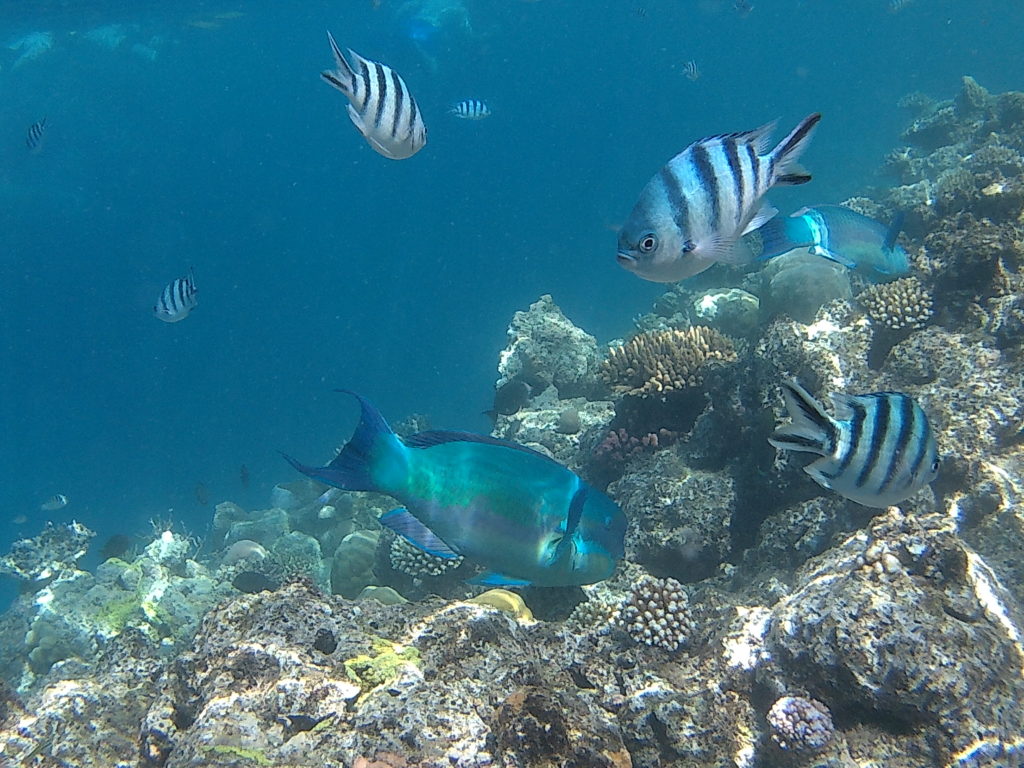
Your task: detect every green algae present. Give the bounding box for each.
[343,636,420,692]
[205,745,272,765]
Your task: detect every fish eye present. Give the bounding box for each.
[682,239,696,253]
[638,234,658,253]
[931,457,940,473]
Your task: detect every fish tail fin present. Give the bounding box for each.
[282,391,406,493]
[321,30,353,95]
[770,112,821,186]
[755,212,814,261]
[768,379,836,457]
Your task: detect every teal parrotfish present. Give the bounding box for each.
[283,392,627,587]
[617,113,821,283]
[756,205,910,282]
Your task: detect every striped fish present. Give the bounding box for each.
[154,268,198,323]
[769,380,938,508]
[320,31,427,160]
[40,493,68,511]
[26,117,46,152]
[617,112,821,283]
[449,99,491,120]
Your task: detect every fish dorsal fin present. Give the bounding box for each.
[829,392,862,422]
[884,211,905,251]
[380,508,461,560]
[404,430,565,467]
[725,120,778,156]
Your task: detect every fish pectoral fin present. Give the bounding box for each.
[380,508,461,559]
[741,202,779,237]
[468,572,532,587]
[814,246,857,269]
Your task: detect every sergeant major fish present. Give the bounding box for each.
[617,113,821,283]
[449,99,491,120]
[320,31,427,160]
[756,205,910,282]
[769,379,938,508]
[154,269,197,322]
[284,391,626,587]
[26,117,46,152]
[40,493,68,511]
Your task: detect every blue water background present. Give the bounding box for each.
[1,0,1020,606]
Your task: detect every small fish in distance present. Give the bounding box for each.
[756,205,910,282]
[682,60,699,81]
[154,268,197,323]
[40,493,68,511]
[283,391,626,587]
[320,30,427,159]
[617,113,821,283]
[450,99,491,120]
[26,117,46,152]
[769,379,938,508]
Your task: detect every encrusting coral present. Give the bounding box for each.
[857,276,934,331]
[601,326,737,396]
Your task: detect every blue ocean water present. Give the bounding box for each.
[0,0,1019,608]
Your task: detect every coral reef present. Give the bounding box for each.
[601,326,736,397]
[857,275,934,331]
[766,695,835,752]
[0,522,95,583]
[613,575,692,651]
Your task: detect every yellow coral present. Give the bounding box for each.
[601,326,737,396]
[467,589,534,621]
[343,637,421,693]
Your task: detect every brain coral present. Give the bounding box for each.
[601,326,736,397]
[858,276,934,331]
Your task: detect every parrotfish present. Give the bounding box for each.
[756,205,910,282]
[617,113,821,283]
[769,380,938,508]
[284,391,626,587]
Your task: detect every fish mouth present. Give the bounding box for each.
[616,251,637,268]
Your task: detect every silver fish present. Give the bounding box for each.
[769,380,938,508]
[617,113,821,283]
[40,493,68,511]
[682,60,699,81]
[154,268,197,323]
[26,117,46,152]
[320,31,427,160]
[449,99,491,120]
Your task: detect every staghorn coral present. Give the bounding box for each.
[613,575,692,651]
[601,326,736,397]
[766,696,835,752]
[388,537,462,578]
[857,276,933,331]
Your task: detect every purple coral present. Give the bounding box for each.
[767,696,834,751]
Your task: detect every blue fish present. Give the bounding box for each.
[284,392,626,587]
[756,205,910,282]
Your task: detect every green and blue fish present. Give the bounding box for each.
[756,205,910,282]
[284,392,626,587]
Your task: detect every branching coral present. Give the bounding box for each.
[766,696,835,752]
[389,537,462,578]
[601,326,737,396]
[613,576,693,651]
[858,276,934,331]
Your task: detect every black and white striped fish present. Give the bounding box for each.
[769,379,938,508]
[617,112,821,283]
[154,269,198,323]
[40,493,68,511]
[320,31,427,160]
[26,117,47,152]
[449,99,491,120]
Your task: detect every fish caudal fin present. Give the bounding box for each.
[282,390,406,493]
[768,380,836,457]
[755,212,815,261]
[320,30,354,96]
[769,113,821,186]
